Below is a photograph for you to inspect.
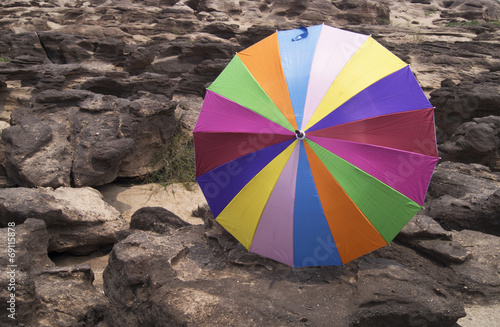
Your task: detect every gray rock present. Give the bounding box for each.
[0,218,54,272]
[439,115,500,171]
[431,73,500,142]
[0,219,108,326]
[451,230,500,301]
[0,269,39,324]
[425,161,500,236]
[34,265,108,327]
[130,206,190,234]
[2,87,178,187]
[118,92,179,178]
[453,229,500,272]
[412,239,472,265]
[71,106,136,186]
[2,115,72,187]
[397,215,471,265]
[332,0,391,25]
[397,214,452,241]
[0,187,128,254]
[124,46,155,75]
[350,258,465,327]
[103,231,185,327]
[35,89,91,103]
[103,226,466,327]
[440,0,500,21]
[374,230,500,304]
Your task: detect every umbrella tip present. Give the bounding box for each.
[295,130,306,140]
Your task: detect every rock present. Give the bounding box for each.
[79,72,175,98]
[411,239,472,264]
[439,115,500,171]
[332,0,391,25]
[130,206,190,234]
[34,265,109,327]
[0,218,54,272]
[0,187,128,254]
[397,214,469,264]
[71,106,136,186]
[124,46,155,75]
[453,229,500,272]
[192,203,215,229]
[35,89,90,103]
[0,32,47,63]
[1,115,72,187]
[425,162,500,236]
[397,215,471,265]
[103,231,186,327]
[449,230,500,302]
[201,22,239,39]
[0,219,108,326]
[350,258,465,326]
[2,86,179,187]
[440,0,500,21]
[397,214,452,241]
[0,269,39,324]
[198,0,241,15]
[298,0,341,23]
[103,225,466,327]
[374,230,500,304]
[431,73,500,142]
[119,91,178,174]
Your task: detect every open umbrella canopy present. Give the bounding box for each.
[193,24,439,268]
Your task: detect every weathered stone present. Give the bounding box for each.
[439,115,500,171]
[118,92,178,178]
[0,218,108,326]
[453,229,500,272]
[374,231,500,304]
[398,214,452,242]
[1,115,72,187]
[440,0,500,21]
[426,162,500,236]
[130,206,190,234]
[0,269,39,324]
[104,226,466,327]
[350,258,465,327]
[103,231,185,327]
[412,239,472,264]
[79,93,131,113]
[35,89,91,103]
[124,46,155,75]
[431,73,500,142]
[0,187,128,254]
[0,219,54,272]
[34,265,108,327]
[332,0,391,25]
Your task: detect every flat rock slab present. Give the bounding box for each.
[103,225,465,327]
[0,186,128,254]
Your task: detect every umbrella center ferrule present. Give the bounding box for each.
[295,130,306,140]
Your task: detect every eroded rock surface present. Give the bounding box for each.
[103,222,466,327]
[0,187,128,254]
[0,219,108,326]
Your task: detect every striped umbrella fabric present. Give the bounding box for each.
[193,24,439,268]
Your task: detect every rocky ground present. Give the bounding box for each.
[0,0,499,326]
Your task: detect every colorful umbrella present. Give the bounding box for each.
[193,24,439,268]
